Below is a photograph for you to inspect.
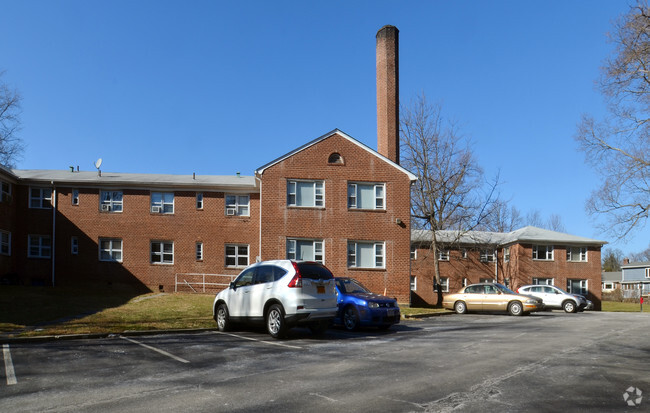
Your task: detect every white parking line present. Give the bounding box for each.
[120,336,190,363]
[214,331,303,349]
[3,344,17,385]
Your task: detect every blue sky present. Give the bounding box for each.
[1,0,647,256]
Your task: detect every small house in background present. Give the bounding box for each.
[601,271,622,293]
[621,260,650,299]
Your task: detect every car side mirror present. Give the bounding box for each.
[230,281,236,290]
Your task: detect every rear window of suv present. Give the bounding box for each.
[296,262,334,280]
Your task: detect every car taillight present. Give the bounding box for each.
[288,262,302,288]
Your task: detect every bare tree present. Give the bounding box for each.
[481,200,523,232]
[629,244,650,262]
[401,93,498,305]
[0,72,23,168]
[576,2,650,241]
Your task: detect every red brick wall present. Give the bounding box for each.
[0,173,17,279]
[259,133,412,303]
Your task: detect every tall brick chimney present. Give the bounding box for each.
[376,25,399,164]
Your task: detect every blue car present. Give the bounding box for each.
[334,277,400,331]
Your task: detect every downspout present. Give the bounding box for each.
[255,174,262,262]
[51,181,56,286]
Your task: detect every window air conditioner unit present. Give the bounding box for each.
[101,204,111,212]
[151,206,162,213]
[226,208,236,216]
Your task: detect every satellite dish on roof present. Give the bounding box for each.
[94,158,103,170]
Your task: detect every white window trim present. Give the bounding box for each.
[225,244,250,268]
[480,249,496,262]
[645,268,650,279]
[533,278,554,285]
[434,277,449,293]
[410,276,417,291]
[532,245,554,261]
[150,240,174,264]
[504,247,510,262]
[566,246,588,262]
[0,230,10,256]
[99,238,123,262]
[567,279,588,295]
[286,239,324,263]
[72,189,80,206]
[29,187,52,209]
[28,235,51,258]
[225,194,250,216]
[410,245,417,260]
[347,240,385,269]
[196,193,204,210]
[438,249,449,261]
[151,192,174,214]
[287,180,324,208]
[100,190,123,212]
[196,242,203,261]
[347,182,386,210]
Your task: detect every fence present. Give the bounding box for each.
[174,273,236,293]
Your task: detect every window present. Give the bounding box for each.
[1,181,11,202]
[504,247,510,262]
[100,191,123,212]
[438,249,449,261]
[347,241,385,269]
[287,180,324,207]
[566,246,587,262]
[567,279,588,295]
[410,276,417,291]
[410,245,417,260]
[151,241,174,264]
[533,278,554,285]
[29,187,52,209]
[287,239,324,263]
[0,230,10,256]
[72,189,79,206]
[532,245,554,260]
[225,244,249,267]
[71,237,78,255]
[225,195,250,216]
[99,238,122,262]
[646,268,650,279]
[480,249,495,262]
[480,278,495,283]
[347,183,385,209]
[28,235,51,258]
[434,278,449,293]
[328,153,344,164]
[461,248,468,259]
[463,278,469,287]
[151,192,174,214]
[196,242,203,261]
[603,282,615,290]
[196,193,203,210]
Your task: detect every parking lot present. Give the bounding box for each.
[2,311,650,412]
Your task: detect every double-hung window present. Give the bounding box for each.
[287,180,324,208]
[434,277,449,292]
[567,279,588,295]
[1,181,11,202]
[151,192,174,214]
[0,230,10,256]
[100,191,123,212]
[225,244,249,267]
[29,187,52,209]
[72,189,80,206]
[71,236,79,255]
[347,182,385,209]
[533,245,554,260]
[566,246,587,262]
[287,239,324,263]
[196,242,203,261]
[504,247,510,262]
[347,241,385,269]
[438,249,449,261]
[196,193,204,210]
[480,249,495,262]
[225,195,250,216]
[28,235,51,258]
[151,240,174,264]
[99,238,122,262]
[645,268,650,279]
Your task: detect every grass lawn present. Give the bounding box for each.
[2,286,644,338]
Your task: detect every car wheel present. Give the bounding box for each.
[308,320,329,335]
[454,301,467,314]
[266,304,287,339]
[215,303,230,332]
[563,300,577,313]
[343,306,360,331]
[509,301,523,316]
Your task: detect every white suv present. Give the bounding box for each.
[517,285,589,313]
[213,260,338,338]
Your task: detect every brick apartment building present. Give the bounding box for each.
[410,227,606,310]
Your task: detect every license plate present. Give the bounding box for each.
[387,309,395,317]
[317,286,325,294]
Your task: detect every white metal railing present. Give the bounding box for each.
[174,273,236,293]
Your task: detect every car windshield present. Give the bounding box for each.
[337,278,369,294]
[493,283,517,295]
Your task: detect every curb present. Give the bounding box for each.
[0,328,218,344]
[404,311,454,319]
